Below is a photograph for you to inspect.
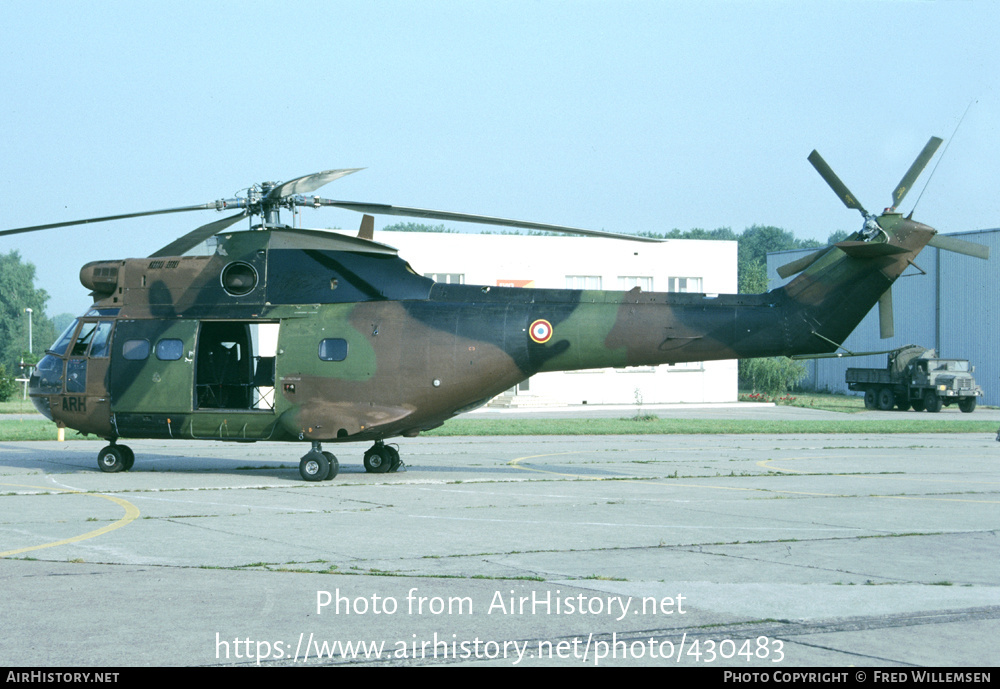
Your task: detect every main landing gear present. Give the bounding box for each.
[97,442,135,473]
[299,441,340,482]
[299,441,402,480]
[363,440,403,474]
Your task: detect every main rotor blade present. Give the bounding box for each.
[0,203,220,238]
[149,211,248,257]
[878,290,894,339]
[927,234,991,260]
[306,198,663,242]
[891,136,943,209]
[264,168,365,201]
[808,150,868,216]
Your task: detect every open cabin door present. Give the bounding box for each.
[195,321,278,412]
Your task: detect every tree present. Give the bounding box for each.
[739,356,807,395]
[0,364,17,402]
[382,222,455,233]
[0,251,56,372]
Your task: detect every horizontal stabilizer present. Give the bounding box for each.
[834,241,909,258]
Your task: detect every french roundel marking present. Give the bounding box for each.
[529,319,553,344]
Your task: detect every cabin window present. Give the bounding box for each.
[318,338,349,362]
[156,339,185,361]
[122,339,150,361]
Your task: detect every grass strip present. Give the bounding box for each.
[426,417,997,436]
[2,417,996,442]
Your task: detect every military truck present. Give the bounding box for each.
[846,345,982,413]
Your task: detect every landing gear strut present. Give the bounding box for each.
[299,441,339,481]
[364,440,403,474]
[97,441,134,473]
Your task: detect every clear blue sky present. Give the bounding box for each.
[2,0,998,317]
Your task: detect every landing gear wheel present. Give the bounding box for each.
[877,387,895,411]
[363,444,392,473]
[121,445,135,471]
[385,445,403,472]
[97,445,126,473]
[958,397,977,413]
[864,389,877,410]
[322,451,339,480]
[300,452,331,482]
[923,392,942,413]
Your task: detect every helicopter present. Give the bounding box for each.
[1,137,988,481]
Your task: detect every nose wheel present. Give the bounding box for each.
[363,441,403,473]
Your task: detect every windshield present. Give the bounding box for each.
[932,360,970,372]
[48,319,80,356]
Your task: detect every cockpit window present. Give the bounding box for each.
[72,323,98,356]
[89,322,113,358]
[49,320,80,356]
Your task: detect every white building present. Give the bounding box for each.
[375,230,739,405]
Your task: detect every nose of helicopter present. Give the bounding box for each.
[26,354,60,421]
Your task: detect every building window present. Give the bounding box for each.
[566,275,602,290]
[668,277,702,293]
[425,273,465,284]
[618,276,653,291]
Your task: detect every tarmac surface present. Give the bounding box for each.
[1,403,998,667]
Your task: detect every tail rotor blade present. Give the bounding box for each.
[927,234,991,260]
[878,290,894,339]
[891,137,943,210]
[808,150,868,216]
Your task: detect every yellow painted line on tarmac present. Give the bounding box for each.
[0,483,141,558]
[508,452,594,478]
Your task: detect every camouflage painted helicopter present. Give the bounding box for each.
[1,138,988,480]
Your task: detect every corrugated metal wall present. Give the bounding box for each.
[766,229,999,406]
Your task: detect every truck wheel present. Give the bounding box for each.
[864,389,877,409]
[895,396,911,411]
[877,387,896,411]
[958,397,977,413]
[923,392,942,413]
[910,399,925,412]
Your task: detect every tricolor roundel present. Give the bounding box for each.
[529,319,553,344]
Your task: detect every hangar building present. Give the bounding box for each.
[375,230,739,406]
[767,228,999,407]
